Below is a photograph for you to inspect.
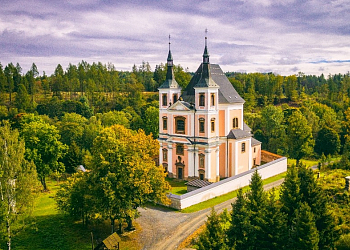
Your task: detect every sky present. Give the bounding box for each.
[1,0,350,76]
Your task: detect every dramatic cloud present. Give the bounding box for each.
[1,0,350,75]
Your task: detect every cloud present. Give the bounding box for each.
[1,0,350,76]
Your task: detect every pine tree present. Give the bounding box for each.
[246,170,268,249]
[228,188,251,250]
[261,190,288,250]
[280,165,301,226]
[289,202,319,250]
[197,208,229,250]
[298,164,340,250]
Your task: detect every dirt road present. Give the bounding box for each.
[136,178,284,250]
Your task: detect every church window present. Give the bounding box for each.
[199,118,205,133]
[241,142,246,152]
[199,153,205,168]
[211,118,215,132]
[233,117,239,129]
[254,147,256,153]
[175,117,185,134]
[199,94,205,106]
[173,94,178,103]
[163,148,168,162]
[211,93,215,106]
[163,163,168,173]
[163,116,168,130]
[162,94,167,106]
[176,144,184,155]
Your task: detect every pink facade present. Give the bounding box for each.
[158,40,261,182]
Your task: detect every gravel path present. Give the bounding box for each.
[136,178,284,250]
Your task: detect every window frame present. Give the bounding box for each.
[173,93,178,103]
[162,116,168,130]
[199,118,205,133]
[241,142,246,152]
[175,116,186,134]
[211,93,215,106]
[233,117,238,129]
[199,153,205,168]
[199,93,205,107]
[211,118,215,133]
[162,93,167,106]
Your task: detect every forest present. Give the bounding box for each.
[1,60,350,249]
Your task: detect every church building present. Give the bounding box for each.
[158,37,261,182]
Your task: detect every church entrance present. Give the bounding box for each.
[177,167,183,179]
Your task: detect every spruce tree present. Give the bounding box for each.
[280,165,301,226]
[228,188,251,250]
[298,164,340,249]
[197,208,229,250]
[289,202,319,250]
[262,190,288,250]
[246,170,268,249]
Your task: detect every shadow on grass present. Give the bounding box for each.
[12,213,110,250]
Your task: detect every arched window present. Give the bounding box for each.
[176,144,184,155]
[162,94,167,106]
[163,148,168,162]
[199,93,205,107]
[175,117,185,134]
[233,117,239,129]
[173,94,178,103]
[199,118,205,133]
[211,118,215,132]
[198,168,205,180]
[163,116,168,130]
[211,93,215,106]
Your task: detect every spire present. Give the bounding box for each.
[195,29,218,88]
[158,35,179,89]
[167,34,173,66]
[203,28,209,64]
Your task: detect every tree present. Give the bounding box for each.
[289,202,319,250]
[57,125,170,233]
[197,208,229,250]
[245,170,269,249]
[14,84,31,112]
[298,164,340,250]
[21,120,67,190]
[260,105,285,153]
[285,110,314,163]
[228,188,250,250]
[0,122,37,250]
[315,126,340,156]
[143,106,159,138]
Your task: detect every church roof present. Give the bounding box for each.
[181,63,245,104]
[227,129,252,139]
[243,122,252,133]
[251,137,262,146]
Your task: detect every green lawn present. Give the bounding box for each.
[181,172,286,213]
[11,179,139,250]
[166,177,188,195]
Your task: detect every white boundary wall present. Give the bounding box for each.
[168,157,287,210]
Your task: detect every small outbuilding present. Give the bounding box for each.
[94,232,121,250]
[186,179,212,192]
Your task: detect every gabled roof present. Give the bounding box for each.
[243,122,252,133]
[227,129,252,139]
[181,63,245,104]
[168,100,193,111]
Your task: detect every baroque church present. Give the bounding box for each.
[158,37,261,182]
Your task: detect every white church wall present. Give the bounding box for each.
[167,157,287,210]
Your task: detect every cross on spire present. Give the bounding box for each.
[205,28,208,47]
[169,34,171,51]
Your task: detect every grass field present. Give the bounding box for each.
[11,179,140,250]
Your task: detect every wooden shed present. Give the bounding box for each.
[94,232,121,250]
